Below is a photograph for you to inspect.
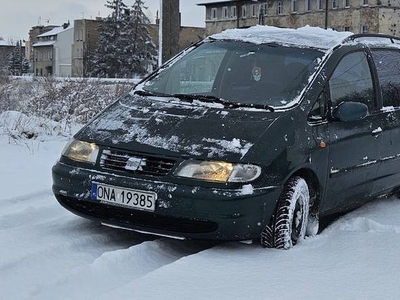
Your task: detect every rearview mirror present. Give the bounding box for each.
[332,101,368,122]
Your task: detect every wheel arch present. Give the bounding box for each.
[290,167,321,217]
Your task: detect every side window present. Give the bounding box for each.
[309,90,327,121]
[329,51,375,112]
[371,50,400,108]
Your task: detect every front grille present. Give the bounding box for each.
[60,196,218,234]
[100,149,176,177]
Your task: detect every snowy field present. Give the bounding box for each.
[1,112,400,299]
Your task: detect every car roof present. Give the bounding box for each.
[207,25,400,52]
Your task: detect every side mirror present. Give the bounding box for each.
[332,101,368,122]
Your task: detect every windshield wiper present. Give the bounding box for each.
[171,93,274,112]
[134,91,274,112]
[134,90,167,97]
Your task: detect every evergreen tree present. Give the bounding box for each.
[22,58,30,74]
[91,0,128,78]
[8,40,23,76]
[128,0,157,76]
[91,0,157,78]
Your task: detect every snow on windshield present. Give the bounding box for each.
[208,25,353,50]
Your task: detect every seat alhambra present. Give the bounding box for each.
[52,25,400,249]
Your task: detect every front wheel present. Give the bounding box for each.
[261,176,310,249]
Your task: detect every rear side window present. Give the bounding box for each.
[371,50,400,108]
[329,51,375,112]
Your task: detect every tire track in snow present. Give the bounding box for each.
[0,211,157,299]
[28,238,216,300]
[0,189,54,220]
[0,193,216,299]
[0,189,52,204]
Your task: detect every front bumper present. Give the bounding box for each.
[52,161,280,241]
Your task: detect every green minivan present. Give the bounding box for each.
[52,25,400,249]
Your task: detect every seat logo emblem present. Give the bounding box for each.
[125,157,144,171]
[252,67,262,81]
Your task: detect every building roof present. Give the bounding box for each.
[37,25,72,38]
[0,40,14,47]
[207,25,353,50]
[32,41,56,47]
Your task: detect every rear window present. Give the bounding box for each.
[143,41,323,108]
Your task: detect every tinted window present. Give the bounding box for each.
[371,50,400,107]
[329,51,375,111]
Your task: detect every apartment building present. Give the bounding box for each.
[71,19,102,77]
[0,40,14,71]
[198,0,400,35]
[32,23,73,76]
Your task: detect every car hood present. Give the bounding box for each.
[76,94,279,161]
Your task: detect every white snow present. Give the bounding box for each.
[208,25,353,50]
[2,112,400,299]
[0,40,14,46]
[238,184,254,195]
[32,41,56,47]
[382,106,395,112]
[37,26,71,38]
[202,137,253,158]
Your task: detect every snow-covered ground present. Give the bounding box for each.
[1,112,400,300]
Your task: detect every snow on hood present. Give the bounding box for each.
[77,95,277,161]
[208,25,353,51]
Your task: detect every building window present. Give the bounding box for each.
[251,4,255,17]
[260,3,268,15]
[332,0,338,8]
[242,5,247,18]
[211,7,217,20]
[345,0,350,7]
[361,25,369,33]
[292,0,297,12]
[277,1,283,14]
[231,6,237,18]
[305,0,311,11]
[344,26,351,31]
[222,6,228,19]
[76,29,83,41]
[317,0,323,10]
[362,0,368,5]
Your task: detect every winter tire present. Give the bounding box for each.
[261,176,310,249]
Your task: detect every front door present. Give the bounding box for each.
[322,51,382,213]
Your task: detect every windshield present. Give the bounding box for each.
[142,41,323,108]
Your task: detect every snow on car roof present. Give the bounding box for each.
[208,25,353,51]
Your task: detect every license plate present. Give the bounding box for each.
[91,182,157,212]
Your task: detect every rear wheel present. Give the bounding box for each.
[261,176,310,249]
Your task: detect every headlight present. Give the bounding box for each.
[62,139,99,164]
[174,160,261,183]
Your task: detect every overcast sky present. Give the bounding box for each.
[0,0,215,42]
